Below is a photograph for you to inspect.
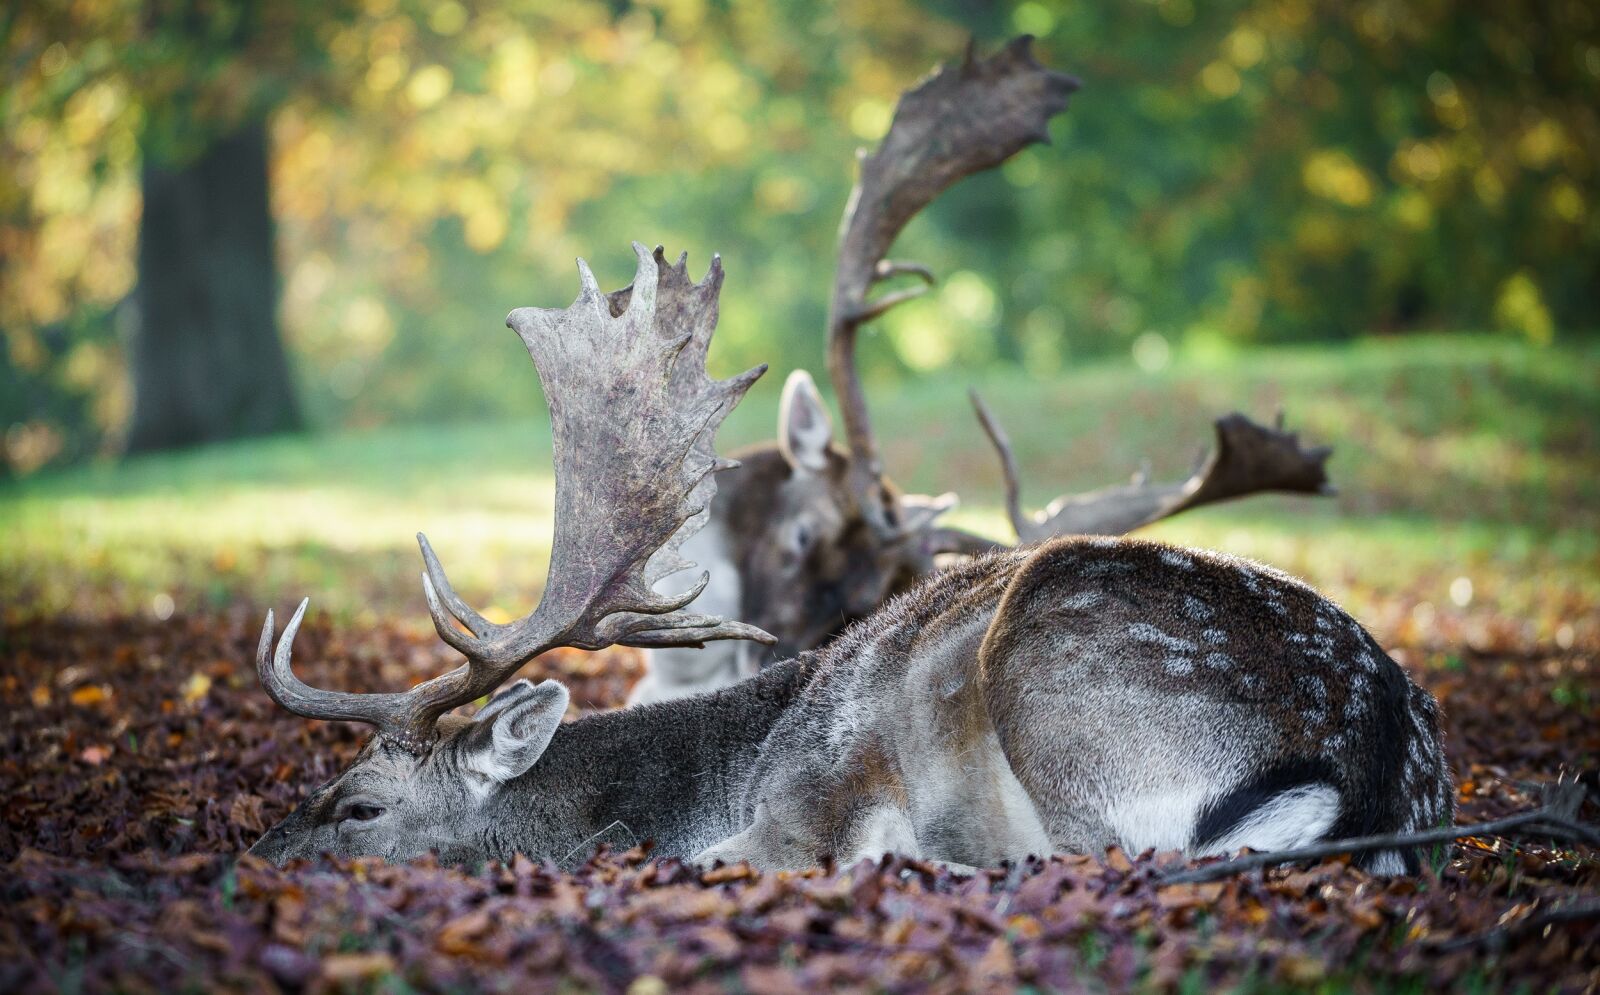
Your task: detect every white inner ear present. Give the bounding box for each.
[778,369,833,474]
[473,679,536,722]
[464,680,569,786]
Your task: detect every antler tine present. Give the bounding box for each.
[255,599,415,728]
[393,243,774,737]
[973,404,1336,543]
[255,243,775,752]
[969,389,1031,539]
[825,36,1078,537]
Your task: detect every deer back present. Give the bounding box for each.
[977,538,1451,859]
[696,536,1451,873]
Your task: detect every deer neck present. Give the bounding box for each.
[488,654,815,864]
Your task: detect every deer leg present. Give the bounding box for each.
[842,802,923,866]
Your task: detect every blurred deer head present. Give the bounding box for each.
[732,370,928,658]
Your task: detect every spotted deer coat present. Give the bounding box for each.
[695,536,1452,873]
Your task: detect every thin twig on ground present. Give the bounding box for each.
[1161,777,1596,886]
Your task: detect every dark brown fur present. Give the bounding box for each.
[719,442,922,661]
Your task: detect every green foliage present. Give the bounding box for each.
[2,0,1597,474]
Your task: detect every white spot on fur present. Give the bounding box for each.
[1127,623,1197,653]
[1059,590,1105,611]
[1366,849,1409,875]
[1182,595,1214,621]
[1200,783,1341,856]
[1201,628,1228,645]
[1164,656,1195,676]
[1159,549,1195,570]
[1204,652,1235,670]
[1296,675,1328,704]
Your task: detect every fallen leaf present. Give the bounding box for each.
[69,685,108,706]
[181,672,211,703]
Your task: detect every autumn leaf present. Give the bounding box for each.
[0,610,1594,993]
[181,672,211,704]
[69,684,109,706]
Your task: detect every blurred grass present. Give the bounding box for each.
[2,335,1596,647]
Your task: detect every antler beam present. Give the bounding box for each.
[257,243,772,751]
[971,391,1334,543]
[826,35,1079,536]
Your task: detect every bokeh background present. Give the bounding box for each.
[2,0,1597,644]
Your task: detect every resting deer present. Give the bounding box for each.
[247,241,1451,876]
[629,37,1333,704]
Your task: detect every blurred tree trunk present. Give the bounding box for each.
[126,120,301,454]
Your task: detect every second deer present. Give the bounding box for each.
[629,38,1333,704]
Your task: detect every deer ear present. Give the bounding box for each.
[462,680,569,784]
[778,369,834,474]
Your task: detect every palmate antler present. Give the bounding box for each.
[970,393,1334,542]
[256,243,771,752]
[825,36,1334,553]
[827,35,1079,539]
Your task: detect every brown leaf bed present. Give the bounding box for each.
[2,610,1596,993]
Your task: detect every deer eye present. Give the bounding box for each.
[336,801,386,824]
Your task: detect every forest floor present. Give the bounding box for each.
[2,336,1597,991]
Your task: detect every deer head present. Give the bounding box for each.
[248,244,770,865]
[718,370,929,661]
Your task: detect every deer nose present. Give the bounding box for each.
[244,823,289,864]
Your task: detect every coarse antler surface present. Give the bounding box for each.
[970,391,1334,542]
[826,35,1079,537]
[257,243,771,751]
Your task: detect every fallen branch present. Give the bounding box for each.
[1161,777,1597,886]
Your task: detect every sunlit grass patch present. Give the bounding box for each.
[2,336,1595,645]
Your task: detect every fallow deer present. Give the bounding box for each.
[247,240,1451,876]
[629,37,1334,704]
